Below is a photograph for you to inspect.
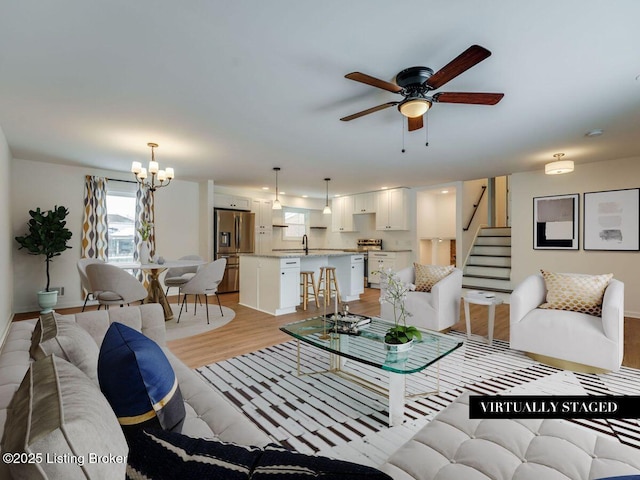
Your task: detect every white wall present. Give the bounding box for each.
[511,155,640,317]
[11,158,204,312]
[0,126,13,341]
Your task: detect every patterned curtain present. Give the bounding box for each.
[81,176,109,259]
[134,186,155,283]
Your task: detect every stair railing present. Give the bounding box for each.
[463,223,488,271]
[463,185,487,231]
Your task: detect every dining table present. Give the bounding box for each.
[138,259,206,321]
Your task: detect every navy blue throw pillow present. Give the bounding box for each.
[98,322,185,436]
[125,429,392,480]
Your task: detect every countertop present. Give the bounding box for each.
[240,250,362,259]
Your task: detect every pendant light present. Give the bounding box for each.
[272,167,282,210]
[323,178,332,214]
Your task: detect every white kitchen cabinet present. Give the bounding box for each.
[253,200,273,254]
[353,192,376,214]
[239,256,300,315]
[331,196,356,232]
[367,251,411,287]
[375,188,408,230]
[215,193,252,211]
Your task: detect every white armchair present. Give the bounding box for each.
[379,266,463,332]
[510,273,624,373]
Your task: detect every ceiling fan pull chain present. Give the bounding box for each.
[401,117,406,153]
[425,115,429,147]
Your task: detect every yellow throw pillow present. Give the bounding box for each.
[539,270,613,316]
[414,264,455,292]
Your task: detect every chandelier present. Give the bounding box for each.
[131,143,175,191]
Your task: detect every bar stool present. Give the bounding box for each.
[299,271,319,310]
[318,266,341,306]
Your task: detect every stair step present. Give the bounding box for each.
[467,255,511,267]
[464,272,511,281]
[479,227,511,237]
[462,276,513,292]
[464,266,511,279]
[472,245,511,256]
[474,236,511,247]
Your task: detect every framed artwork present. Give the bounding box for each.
[583,188,640,251]
[533,194,579,250]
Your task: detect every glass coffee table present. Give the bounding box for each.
[280,315,463,426]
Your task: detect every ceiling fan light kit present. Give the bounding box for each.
[545,153,574,175]
[399,98,432,118]
[340,45,504,134]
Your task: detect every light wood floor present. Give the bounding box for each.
[15,288,640,370]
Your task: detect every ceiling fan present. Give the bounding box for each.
[340,45,504,131]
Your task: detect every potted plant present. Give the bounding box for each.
[377,268,422,351]
[15,206,73,313]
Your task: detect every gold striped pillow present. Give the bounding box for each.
[539,270,613,317]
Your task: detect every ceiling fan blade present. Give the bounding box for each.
[426,45,492,90]
[433,92,504,105]
[407,115,423,131]
[345,72,403,93]
[340,102,399,121]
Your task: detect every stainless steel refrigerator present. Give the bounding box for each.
[214,209,255,293]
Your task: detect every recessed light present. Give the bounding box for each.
[381,186,388,190]
[302,195,308,198]
[262,186,269,190]
[585,129,604,137]
[280,192,286,195]
[441,190,449,194]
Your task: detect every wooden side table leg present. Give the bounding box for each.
[464,299,472,340]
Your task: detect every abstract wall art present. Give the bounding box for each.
[584,188,639,251]
[533,194,579,250]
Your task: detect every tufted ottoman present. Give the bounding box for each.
[379,392,640,480]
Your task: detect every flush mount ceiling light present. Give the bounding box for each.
[323,178,332,215]
[585,129,604,137]
[398,97,432,118]
[545,153,574,175]
[272,167,282,210]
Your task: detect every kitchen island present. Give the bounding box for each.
[239,251,365,316]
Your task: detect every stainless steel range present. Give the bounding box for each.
[356,239,382,287]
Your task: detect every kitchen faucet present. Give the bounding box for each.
[302,234,309,255]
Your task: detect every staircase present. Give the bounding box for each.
[463,227,513,293]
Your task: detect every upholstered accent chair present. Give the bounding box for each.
[86,262,148,309]
[510,272,624,373]
[77,257,104,311]
[163,254,203,305]
[178,258,227,324]
[379,265,463,332]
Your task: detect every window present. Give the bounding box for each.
[106,182,137,263]
[282,208,308,240]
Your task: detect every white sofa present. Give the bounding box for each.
[379,391,640,479]
[0,304,271,479]
[380,267,463,332]
[510,273,624,372]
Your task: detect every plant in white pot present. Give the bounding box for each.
[377,268,422,351]
[15,206,73,313]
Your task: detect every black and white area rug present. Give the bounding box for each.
[196,331,640,467]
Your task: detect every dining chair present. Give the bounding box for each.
[163,254,203,307]
[178,258,227,324]
[77,257,104,311]
[86,263,148,309]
